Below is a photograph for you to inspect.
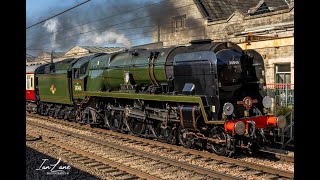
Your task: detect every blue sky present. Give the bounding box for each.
[26,0,159,55]
[27,0,85,25]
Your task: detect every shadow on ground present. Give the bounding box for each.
[26,147,99,180]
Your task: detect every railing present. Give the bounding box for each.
[266,83,294,109]
[265,83,294,149]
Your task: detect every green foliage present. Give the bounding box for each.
[275,106,293,116]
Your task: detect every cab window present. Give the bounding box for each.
[74,69,79,79]
[80,62,88,76]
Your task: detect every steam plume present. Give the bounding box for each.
[43,18,60,50]
[78,28,132,48]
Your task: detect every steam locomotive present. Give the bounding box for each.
[26,39,286,156]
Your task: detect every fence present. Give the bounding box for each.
[265,83,294,149]
[266,84,294,110]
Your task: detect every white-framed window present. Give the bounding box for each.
[275,63,291,84]
[26,74,34,90]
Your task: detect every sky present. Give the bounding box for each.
[26,0,160,56]
[26,0,83,26]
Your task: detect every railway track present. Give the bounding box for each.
[257,148,294,163]
[27,134,152,180]
[27,113,294,179]
[27,120,240,180]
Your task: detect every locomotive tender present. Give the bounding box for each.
[26,39,286,156]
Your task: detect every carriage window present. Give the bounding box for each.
[30,77,33,88]
[26,75,31,89]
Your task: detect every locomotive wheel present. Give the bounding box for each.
[74,110,82,122]
[208,127,227,156]
[48,110,54,117]
[82,107,98,124]
[160,125,177,145]
[103,107,112,129]
[177,126,195,148]
[68,110,76,121]
[42,108,49,116]
[82,108,90,124]
[32,107,37,114]
[57,111,64,119]
[107,111,123,132]
[128,118,145,135]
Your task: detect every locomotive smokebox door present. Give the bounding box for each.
[173,51,220,120]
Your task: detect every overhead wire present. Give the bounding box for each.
[27,1,197,49]
[27,1,292,51]
[26,0,170,39]
[26,0,92,29]
[26,0,280,39]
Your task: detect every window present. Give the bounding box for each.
[74,69,79,79]
[274,63,293,106]
[172,15,186,32]
[30,77,33,88]
[275,64,291,84]
[80,62,88,76]
[26,75,31,89]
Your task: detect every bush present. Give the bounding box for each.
[275,106,293,116]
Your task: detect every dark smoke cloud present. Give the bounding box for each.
[26,0,203,56]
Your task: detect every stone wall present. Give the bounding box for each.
[152,0,206,46]
[152,0,294,86]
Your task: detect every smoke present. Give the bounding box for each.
[146,1,205,43]
[42,18,60,50]
[78,28,131,48]
[26,0,204,55]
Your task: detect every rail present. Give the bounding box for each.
[27,113,294,179]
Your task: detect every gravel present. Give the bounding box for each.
[237,156,294,172]
[27,117,294,179]
[27,124,218,179]
[26,141,115,180]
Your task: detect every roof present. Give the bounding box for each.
[43,52,65,58]
[26,57,35,62]
[51,52,66,58]
[196,0,290,21]
[35,51,66,60]
[80,46,125,53]
[26,54,36,62]
[64,45,125,57]
[26,64,42,73]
